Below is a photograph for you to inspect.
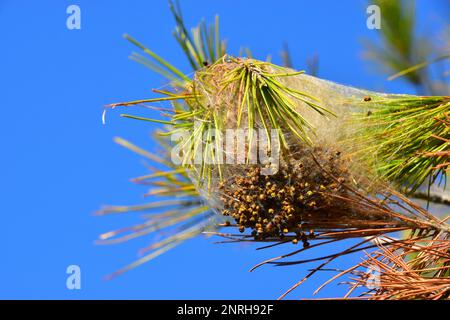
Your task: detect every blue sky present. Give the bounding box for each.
[0,0,447,299]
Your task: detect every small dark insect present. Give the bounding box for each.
[363,96,372,102]
[367,110,373,116]
[202,61,209,67]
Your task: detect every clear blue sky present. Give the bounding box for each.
[1,0,447,299]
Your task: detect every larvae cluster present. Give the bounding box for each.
[218,146,353,246]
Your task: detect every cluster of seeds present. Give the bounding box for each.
[218,146,352,247]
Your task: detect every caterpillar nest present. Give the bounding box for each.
[174,57,440,243]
